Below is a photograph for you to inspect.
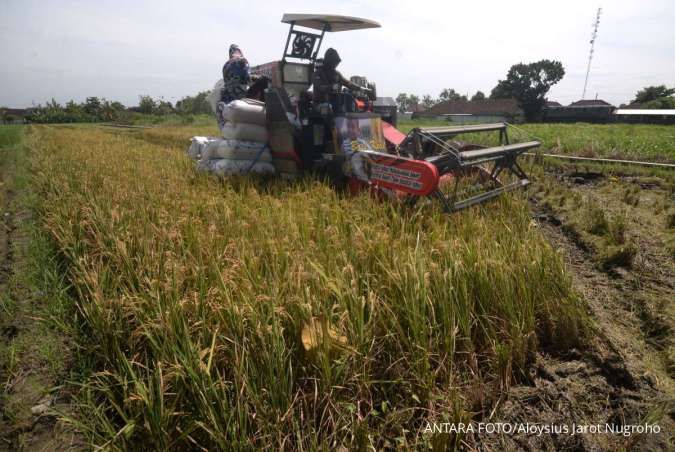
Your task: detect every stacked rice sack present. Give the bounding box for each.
[187,97,274,177]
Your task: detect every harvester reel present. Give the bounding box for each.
[398,123,540,212]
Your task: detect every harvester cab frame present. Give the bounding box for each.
[253,14,381,108]
[251,14,541,212]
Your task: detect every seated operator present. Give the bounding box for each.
[312,48,371,113]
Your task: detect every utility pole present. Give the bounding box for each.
[582,7,602,100]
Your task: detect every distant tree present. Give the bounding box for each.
[176,91,211,115]
[63,100,85,121]
[23,97,128,123]
[630,85,675,109]
[640,96,675,109]
[408,94,420,110]
[395,93,410,113]
[632,85,674,104]
[489,81,513,99]
[470,91,486,101]
[490,60,565,121]
[64,100,80,112]
[156,100,174,116]
[83,97,102,116]
[97,99,127,121]
[138,95,157,114]
[439,88,467,102]
[421,94,436,109]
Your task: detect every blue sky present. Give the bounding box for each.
[1,0,673,107]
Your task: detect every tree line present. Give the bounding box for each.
[628,85,675,109]
[3,71,673,124]
[396,60,565,121]
[1,91,213,124]
[396,89,487,113]
[395,59,674,121]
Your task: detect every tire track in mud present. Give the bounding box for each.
[0,176,18,450]
[0,142,82,451]
[476,205,673,451]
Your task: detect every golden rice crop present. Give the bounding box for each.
[27,124,585,450]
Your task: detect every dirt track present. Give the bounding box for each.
[473,167,675,451]
[477,208,673,450]
[0,145,81,451]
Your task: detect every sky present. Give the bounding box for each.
[1,0,674,108]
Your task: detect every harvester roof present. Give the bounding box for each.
[281,14,381,32]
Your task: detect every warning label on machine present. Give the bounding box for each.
[371,164,423,190]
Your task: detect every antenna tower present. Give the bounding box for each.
[582,7,602,99]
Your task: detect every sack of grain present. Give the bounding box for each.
[221,99,266,126]
[201,139,272,162]
[187,136,219,160]
[197,158,275,176]
[221,122,268,143]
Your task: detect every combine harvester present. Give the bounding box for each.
[242,14,541,212]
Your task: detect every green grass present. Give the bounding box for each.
[398,119,675,163]
[520,123,675,163]
[25,124,586,449]
[0,125,23,149]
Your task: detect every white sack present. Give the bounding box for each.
[187,136,219,160]
[208,80,224,114]
[197,159,275,176]
[221,122,268,143]
[221,99,267,126]
[201,139,272,162]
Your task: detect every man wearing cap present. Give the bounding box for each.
[312,48,371,113]
[221,44,252,104]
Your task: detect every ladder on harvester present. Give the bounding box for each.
[399,123,541,212]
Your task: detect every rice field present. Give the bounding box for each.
[125,117,675,163]
[398,120,675,163]
[23,124,586,449]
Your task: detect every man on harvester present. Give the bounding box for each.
[218,44,268,128]
[221,44,251,104]
[312,48,371,114]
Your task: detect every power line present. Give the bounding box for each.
[582,7,602,100]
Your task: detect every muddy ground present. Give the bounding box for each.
[0,140,673,450]
[0,145,82,450]
[477,166,674,451]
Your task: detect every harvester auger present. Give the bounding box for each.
[251,14,541,212]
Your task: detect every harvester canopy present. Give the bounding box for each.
[281,14,381,32]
